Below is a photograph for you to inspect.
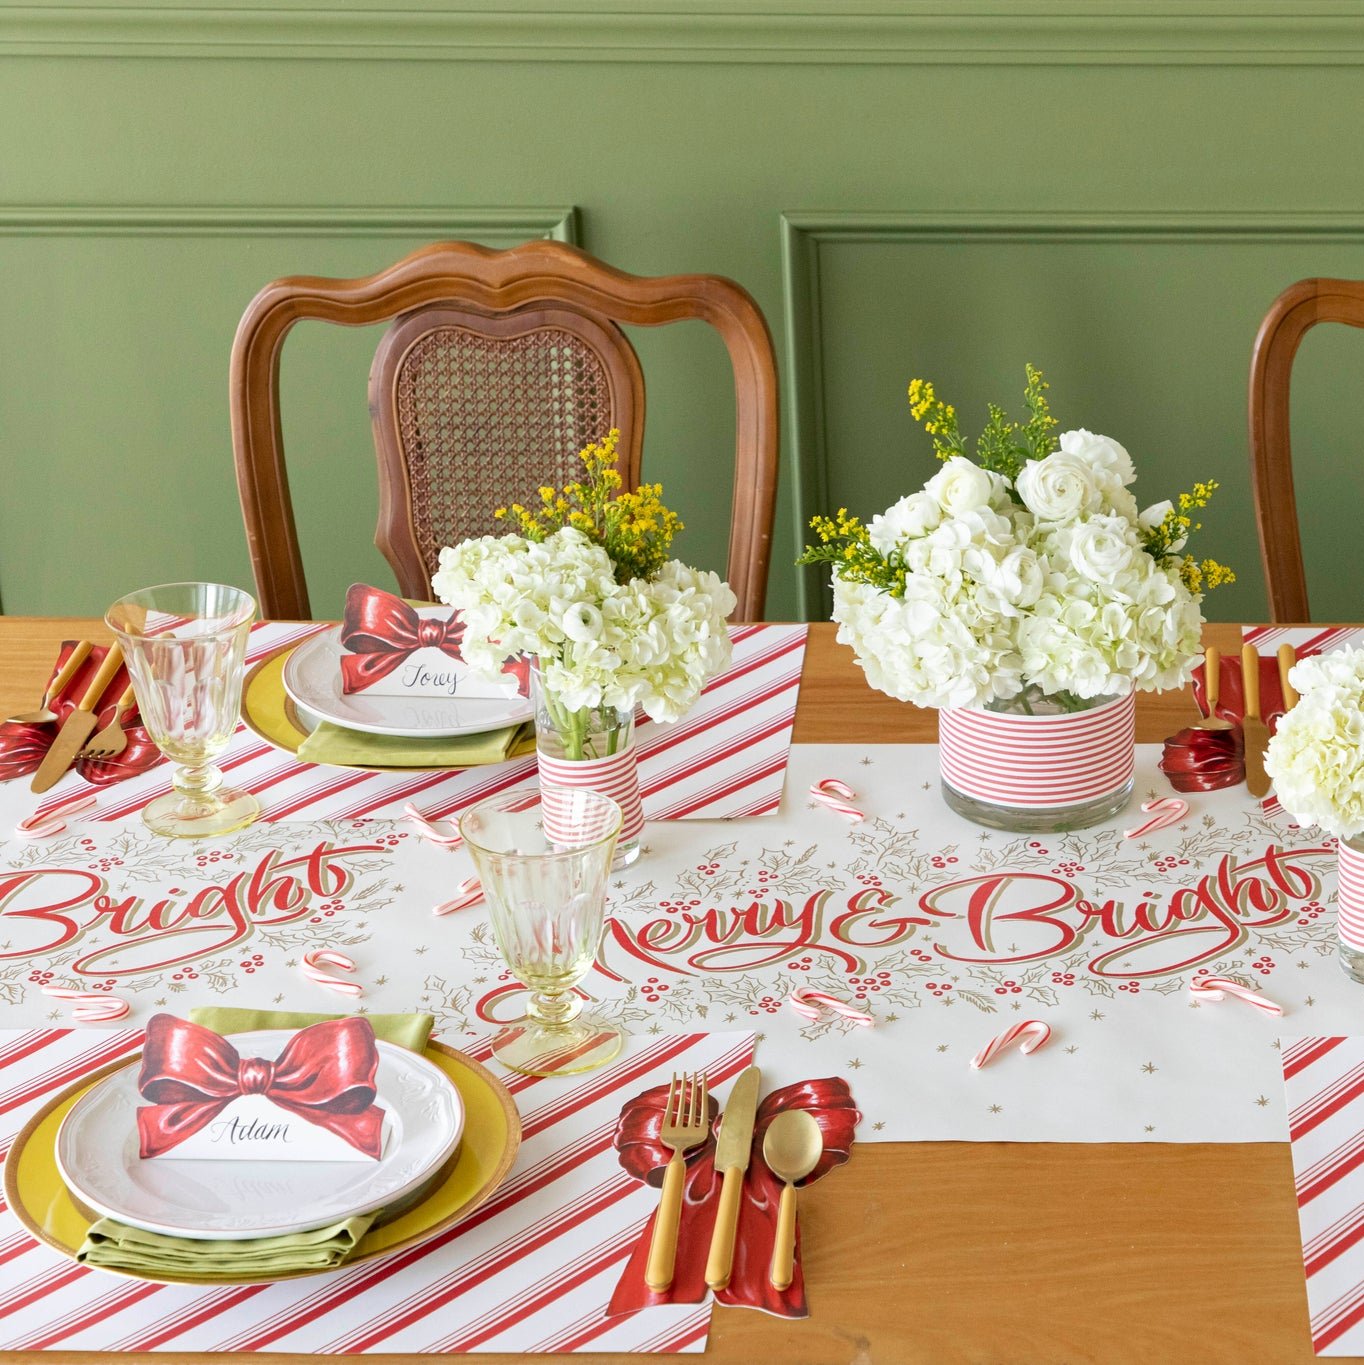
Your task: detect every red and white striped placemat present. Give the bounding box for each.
[1243,625,1364,654]
[1281,1036,1364,1355]
[0,1027,754,1354]
[18,623,806,829]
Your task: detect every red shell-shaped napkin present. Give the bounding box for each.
[0,642,163,787]
[608,1076,860,1320]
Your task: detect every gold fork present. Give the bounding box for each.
[80,685,137,761]
[645,1071,709,1292]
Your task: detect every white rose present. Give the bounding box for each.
[868,491,941,554]
[1059,429,1135,493]
[924,456,1001,517]
[1015,452,1100,523]
[985,546,1044,610]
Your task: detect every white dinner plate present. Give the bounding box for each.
[281,626,533,739]
[55,1032,465,1241]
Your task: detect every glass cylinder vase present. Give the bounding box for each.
[1337,836,1364,984]
[938,689,1136,834]
[531,661,644,867]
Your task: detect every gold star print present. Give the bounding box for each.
[936,1044,950,1053]
[922,782,932,791]
[46,1009,61,1021]
[1090,1010,1106,1022]
[1141,1061,1158,1074]
[848,1058,863,1069]
[414,945,428,955]
[154,998,167,1007]
[896,812,906,820]
[356,1004,369,1014]
[1010,1000,1023,1011]
[988,1104,1003,1114]
[860,757,873,766]
[1298,961,1311,969]
[755,1032,766,1043]
[1271,1038,1282,1049]
[872,1120,885,1130]
[1305,997,1316,1007]
[375,975,389,986]
[1144,1124,1155,1133]
[648,1023,662,1035]
[285,958,298,969]
[273,994,284,1005]
[1064,1045,1079,1054]
[725,1012,738,1023]
[1255,1095,1270,1107]
[884,1013,900,1023]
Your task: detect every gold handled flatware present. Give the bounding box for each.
[1279,644,1300,713]
[1241,643,1271,799]
[30,644,124,794]
[6,641,94,724]
[645,1071,709,1293]
[80,684,137,761]
[1195,645,1233,731]
[704,1065,761,1291]
[762,1109,822,1292]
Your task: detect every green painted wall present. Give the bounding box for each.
[4,4,1364,623]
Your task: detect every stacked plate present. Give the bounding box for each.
[5,1034,522,1285]
[242,618,535,771]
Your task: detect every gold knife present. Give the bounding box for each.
[704,1065,762,1291]
[30,644,125,794]
[1241,642,1271,798]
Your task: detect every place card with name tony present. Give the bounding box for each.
[136,1014,388,1162]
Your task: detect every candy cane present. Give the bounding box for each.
[971,1019,1052,1070]
[787,987,874,1027]
[17,793,98,839]
[42,986,130,1023]
[1124,796,1190,840]
[403,803,462,848]
[808,779,865,823]
[433,877,483,916]
[301,949,364,996]
[1188,975,1283,1016]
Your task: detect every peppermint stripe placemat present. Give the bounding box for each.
[14,622,806,829]
[1282,1036,1364,1356]
[0,1028,754,1354]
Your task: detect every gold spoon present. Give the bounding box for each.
[6,641,93,724]
[1195,645,1234,731]
[762,1109,823,1291]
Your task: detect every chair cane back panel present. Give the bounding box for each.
[370,306,643,597]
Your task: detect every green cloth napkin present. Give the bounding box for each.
[73,1009,435,1278]
[296,719,535,769]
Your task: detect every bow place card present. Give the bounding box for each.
[136,1015,389,1162]
[339,583,528,700]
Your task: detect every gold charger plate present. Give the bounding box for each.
[3,1039,521,1286]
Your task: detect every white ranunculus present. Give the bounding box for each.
[868,491,941,554]
[1066,518,1141,586]
[1014,452,1100,523]
[1059,428,1136,495]
[561,601,604,643]
[1138,500,1173,531]
[924,456,1003,517]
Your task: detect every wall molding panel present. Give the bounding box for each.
[0,205,580,241]
[780,210,1364,619]
[6,4,1364,65]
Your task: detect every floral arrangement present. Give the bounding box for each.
[431,431,736,754]
[798,366,1233,711]
[1266,649,1364,838]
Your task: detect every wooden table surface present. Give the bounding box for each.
[0,617,1336,1365]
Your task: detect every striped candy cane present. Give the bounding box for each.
[434,877,484,916]
[403,803,462,848]
[17,793,98,839]
[786,987,874,1027]
[808,779,865,822]
[301,949,363,997]
[42,986,130,1023]
[971,1019,1052,1070]
[1124,796,1190,840]
[1188,975,1283,1016]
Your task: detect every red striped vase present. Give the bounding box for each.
[1337,839,1364,978]
[531,662,643,867]
[938,691,1136,833]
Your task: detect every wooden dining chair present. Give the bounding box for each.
[229,240,779,622]
[1248,277,1364,621]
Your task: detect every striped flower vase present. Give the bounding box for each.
[938,691,1136,833]
[1336,837,1364,983]
[531,662,644,868]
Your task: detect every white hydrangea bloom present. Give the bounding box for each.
[1266,647,1364,837]
[432,527,736,723]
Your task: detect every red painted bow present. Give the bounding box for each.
[607,1076,860,1319]
[339,584,467,694]
[136,1014,384,1159]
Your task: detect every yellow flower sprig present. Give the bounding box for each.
[496,429,683,583]
[797,508,907,594]
[908,365,1056,479]
[1140,479,1235,592]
